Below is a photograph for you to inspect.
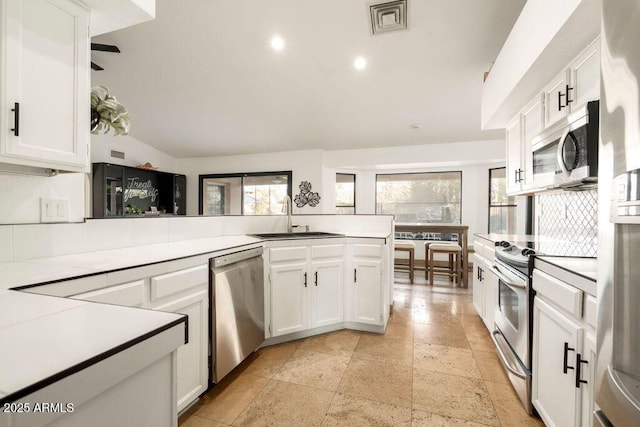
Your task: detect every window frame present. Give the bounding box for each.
[374,170,463,224]
[335,173,356,214]
[198,171,293,215]
[488,167,517,233]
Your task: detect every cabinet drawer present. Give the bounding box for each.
[311,244,344,259]
[352,244,382,258]
[533,269,583,318]
[20,274,107,297]
[73,280,145,307]
[269,246,307,263]
[150,264,208,302]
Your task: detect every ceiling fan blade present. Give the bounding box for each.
[91,62,104,71]
[91,43,121,53]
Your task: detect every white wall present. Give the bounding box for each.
[0,172,86,224]
[91,133,177,171]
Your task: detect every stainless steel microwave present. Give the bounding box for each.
[531,100,599,190]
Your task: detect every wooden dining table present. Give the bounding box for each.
[395,223,470,288]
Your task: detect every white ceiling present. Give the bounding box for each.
[92,0,526,158]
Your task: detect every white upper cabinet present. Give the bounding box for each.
[543,69,570,129]
[506,117,524,194]
[569,37,600,112]
[1,0,90,172]
[481,0,600,130]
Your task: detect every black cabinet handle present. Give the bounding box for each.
[11,102,19,136]
[565,85,574,105]
[558,90,566,110]
[304,272,307,287]
[575,353,588,388]
[314,271,318,286]
[514,169,519,183]
[563,342,575,373]
[354,268,357,283]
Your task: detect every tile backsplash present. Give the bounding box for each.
[535,189,598,257]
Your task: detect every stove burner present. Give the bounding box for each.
[521,248,536,256]
[496,241,511,248]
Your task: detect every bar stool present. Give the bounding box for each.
[428,243,462,286]
[394,241,415,283]
[424,242,455,279]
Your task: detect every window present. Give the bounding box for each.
[489,167,516,233]
[199,171,292,215]
[335,173,356,214]
[376,172,462,223]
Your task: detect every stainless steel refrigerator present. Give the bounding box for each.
[595,0,640,425]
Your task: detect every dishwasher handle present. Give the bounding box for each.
[213,247,263,268]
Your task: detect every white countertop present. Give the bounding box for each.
[0,289,186,403]
[1,233,390,290]
[534,256,598,282]
[1,235,262,290]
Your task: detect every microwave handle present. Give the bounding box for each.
[556,128,571,177]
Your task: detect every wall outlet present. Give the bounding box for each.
[40,198,69,223]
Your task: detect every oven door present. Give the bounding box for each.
[492,262,529,366]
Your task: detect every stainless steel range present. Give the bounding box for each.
[491,240,540,415]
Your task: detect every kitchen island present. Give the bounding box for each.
[0,290,186,427]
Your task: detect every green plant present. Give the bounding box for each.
[91,85,130,135]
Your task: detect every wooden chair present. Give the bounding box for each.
[394,241,415,283]
[428,243,462,286]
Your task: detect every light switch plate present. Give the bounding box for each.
[40,198,69,223]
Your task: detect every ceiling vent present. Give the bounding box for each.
[369,0,408,35]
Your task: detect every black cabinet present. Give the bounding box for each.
[92,163,186,218]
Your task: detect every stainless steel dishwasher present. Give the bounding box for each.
[210,246,265,383]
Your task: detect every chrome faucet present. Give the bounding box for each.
[282,195,293,234]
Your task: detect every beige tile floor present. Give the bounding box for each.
[179,273,544,426]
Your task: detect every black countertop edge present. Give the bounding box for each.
[533,255,597,283]
[0,314,187,405]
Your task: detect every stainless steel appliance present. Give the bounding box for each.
[596,1,640,424]
[531,100,599,190]
[491,241,540,415]
[210,247,265,383]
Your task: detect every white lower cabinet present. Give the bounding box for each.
[268,243,344,337]
[270,260,308,336]
[350,258,382,324]
[532,297,583,427]
[152,287,208,413]
[37,257,211,414]
[532,266,597,427]
[472,239,497,330]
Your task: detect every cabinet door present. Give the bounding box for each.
[543,70,570,129]
[521,96,543,188]
[310,259,343,328]
[154,289,209,413]
[532,297,583,427]
[506,117,522,194]
[352,259,382,325]
[472,261,485,318]
[270,262,308,336]
[570,38,600,113]
[580,333,596,427]
[1,0,89,171]
[482,262,498,331]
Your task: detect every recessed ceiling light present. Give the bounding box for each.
[271,36,284,51]
[410,123,422,129]
[354,56,367,70]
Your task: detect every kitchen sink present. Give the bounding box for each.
[251,231,345,239]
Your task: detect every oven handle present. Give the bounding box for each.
[491,266,526,290]
[491,329,527,379]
